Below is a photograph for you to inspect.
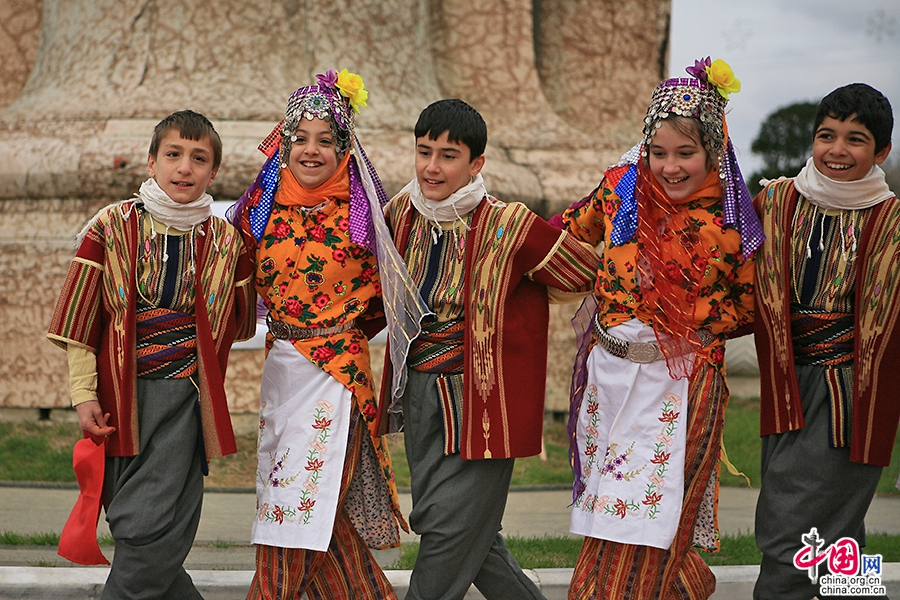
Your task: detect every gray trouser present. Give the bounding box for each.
[101,377,205,600]
[402,370,546,600]
[754,366,885,600]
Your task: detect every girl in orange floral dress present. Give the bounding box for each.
[557,58,763,600]
[232,69,426,600]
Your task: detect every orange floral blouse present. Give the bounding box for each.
[561,180,755,367]
[256,197,381,420]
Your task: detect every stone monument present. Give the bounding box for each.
[0,0,671,414]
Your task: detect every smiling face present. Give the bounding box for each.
[287,117,340,189]
[147,131,218,204]
[415,130,485,202]
[647,120,710,201]
[813,115,891,182]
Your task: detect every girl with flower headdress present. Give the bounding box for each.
[231,69,428,599]
[555,58,762,599]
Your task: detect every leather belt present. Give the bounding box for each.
[266,314,356,340]
[593,315,713,364]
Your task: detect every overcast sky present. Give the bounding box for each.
[668,0,900,176]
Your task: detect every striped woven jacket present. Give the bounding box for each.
[379,194,599,460]
[48,202,256,459]
[754,180,900,466]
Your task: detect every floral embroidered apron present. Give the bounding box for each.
[251,340,352,551]
[570,319,689,549]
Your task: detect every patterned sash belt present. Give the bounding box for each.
[593,314,713,363]
[791,304,854,448]
[266,314,356,340]
[790,305,854,366]
[136,305,197,378]
[408,319,465,374]
[408,319,466,454]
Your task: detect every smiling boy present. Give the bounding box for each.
[378,99,598,599]
[148,124,219,203]
[751,84,898,600]
[49,110,255,599]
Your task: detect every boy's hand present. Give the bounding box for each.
[75,401,116,437]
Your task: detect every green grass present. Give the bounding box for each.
[510,437,574,486]
[28,560,57,567]
[705,531,762,566]
[1,398,898,493]
[505,535,584,568]
[389,535,584,570]
[391,532,900,570]
[0,421,82,482]
[387,398,900,494]
[0,531,60,545]
[720,396,764,488]
[719,396,900,494]
[864,533,900,562]
[0,531,113,546]
[4,528,900,571]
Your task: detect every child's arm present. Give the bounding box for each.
[550,183,607,247]
[48,208,116,436]
[523,213,600,296]
[699,227,757,338]
[67,345,115,436]
[727,251,757,330]
[232,235,258,343]
[75,403,115,437]
[358,296,387,339]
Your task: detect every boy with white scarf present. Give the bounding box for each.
[49,110,255,599]
[752,84,897,600]
[377,99,599,599]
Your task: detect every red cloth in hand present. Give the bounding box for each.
[57,435,109,565]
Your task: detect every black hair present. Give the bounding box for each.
[815,83,893,154]
[414,99,487,161]
[149,110,223,170]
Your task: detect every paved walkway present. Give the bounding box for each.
[0,483,898,598]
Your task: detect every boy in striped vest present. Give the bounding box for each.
[49,110,256,599]
[752,84,897,600]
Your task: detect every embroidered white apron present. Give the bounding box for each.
[251,339,351,551]
[570,319,689,550]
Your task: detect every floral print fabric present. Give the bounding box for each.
[251,196,406,547]
[256,199,380,420]
[562,176,755,552]
[562,180,755,366]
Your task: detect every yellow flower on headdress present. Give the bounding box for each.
[336,69,368,114]
[705,59,741,100]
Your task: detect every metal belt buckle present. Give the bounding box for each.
[626,341,662,364]
[266,315,294,339]
[271,321,289,339]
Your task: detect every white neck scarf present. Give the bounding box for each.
[73,178,215,250]
[793,157,894,211]
[401,174,489,238]
[137,177,214,230]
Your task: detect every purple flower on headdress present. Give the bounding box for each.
[685,57,711,82]
[316,69,339,89]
